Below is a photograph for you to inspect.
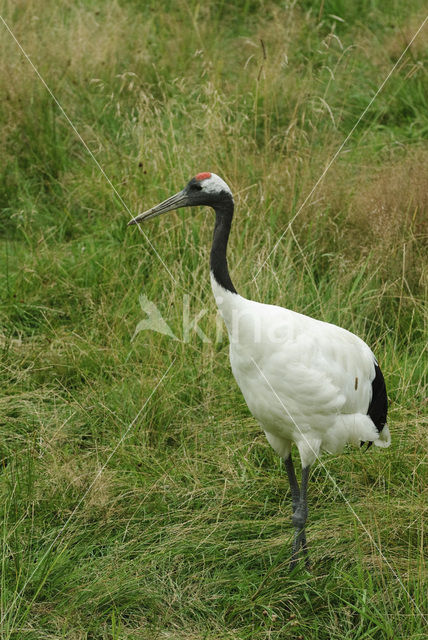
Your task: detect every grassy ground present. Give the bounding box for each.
[1,0,427,638]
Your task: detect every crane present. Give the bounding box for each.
[128,172,391,570]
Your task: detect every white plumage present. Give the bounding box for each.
[212,275,390,468]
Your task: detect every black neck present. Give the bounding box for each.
[210,199,237,294]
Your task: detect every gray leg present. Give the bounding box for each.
[284,453,300,512]
[289,465,311,571]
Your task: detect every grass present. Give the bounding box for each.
[0,0,427,637]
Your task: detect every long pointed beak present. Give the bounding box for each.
[128,190,190,226]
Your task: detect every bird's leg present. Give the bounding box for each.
[284,454,309,569]
[284,453,300,513]
[290,465,311,571]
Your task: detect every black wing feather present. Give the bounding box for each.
[368,362,388,433]
[361,362,388,449]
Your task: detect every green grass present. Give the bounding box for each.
[0,0,427,637]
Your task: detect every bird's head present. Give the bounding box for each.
[128,172,233,226]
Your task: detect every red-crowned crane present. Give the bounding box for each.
[128,172,391,569]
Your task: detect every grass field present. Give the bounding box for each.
[1,1,427,638]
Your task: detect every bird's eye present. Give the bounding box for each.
[192,183,203,191]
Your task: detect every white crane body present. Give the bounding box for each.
[212,275,390,468]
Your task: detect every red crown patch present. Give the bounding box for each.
[195,172,211,181]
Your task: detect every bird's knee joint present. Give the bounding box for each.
[292,506,307,530]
